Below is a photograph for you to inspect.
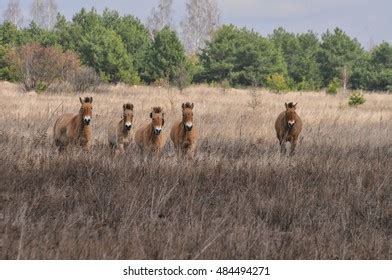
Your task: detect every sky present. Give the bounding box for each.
[1,0,391,48]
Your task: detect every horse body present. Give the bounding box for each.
[54,97,93,151]
[134,107,165,157]
[108,103,134,153]
[170,102,197,158]
[275,102,302,155]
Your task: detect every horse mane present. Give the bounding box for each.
[183,102,193,109]
[287,102,295,108]
[124,103,133,110]
[152,107,163,114]
[84,97,92,103]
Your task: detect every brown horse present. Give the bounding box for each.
[108,103,134,153]
[134,107,166,157]
[170,102,197,159]
[274,102,302,156]
[54,97,93,151]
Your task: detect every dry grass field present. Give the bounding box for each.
[0,81,391,259]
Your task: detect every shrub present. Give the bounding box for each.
[220,79,231,93]
[6,43,80,91]
[326,77,340,94]
[173,63,191,93]
[266,73,289,93]
[70,66,101,92]
[348,91,366,106]
[142,27,186,84]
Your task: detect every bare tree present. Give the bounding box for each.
[30,0,58,30]
[146,0,174,36]
[3,0,24,28]
[181,0,220,54]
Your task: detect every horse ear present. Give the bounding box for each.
[294,103,297,108]
[150,112,152,118]
[182,103,185,109]
[191,103,194,109]
[123,104,126,111]
[130,104,134,110]
[90,97,93,103]
[285,102,288,109]
[79,97,83,104]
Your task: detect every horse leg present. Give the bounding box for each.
[187,145,195,159]
[279,139,286,154]
[118,143,125,154]
[290,138,297,156]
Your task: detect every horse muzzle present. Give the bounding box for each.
[287,120,295,129]
[125,122,132,131]
[153,127,162,135]
[83,117,91,125]
[185,122,193,131]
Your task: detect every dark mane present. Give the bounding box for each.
[152,107,163,113]
[124,103,133,110]
[287,102,295,108]
[183,102,193,109]
[84,97,92,103]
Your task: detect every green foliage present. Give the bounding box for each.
[101,9,151,73]
[348,91,366,106]
[198,25,287,86]
[0,45,15,81]
[270,28,322,90]
[80,26,138,84]
[351,43,392,91]
[318,28,365,87]
[0,9,391,92]
[266,73,290,93]
[326,78,341,94]
[142,27,186,84]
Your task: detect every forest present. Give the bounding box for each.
[0,0,391,93]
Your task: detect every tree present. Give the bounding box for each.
[101,9,151,73]
[370,42,392,90]
[270,28,322,90]
[181,0,220,54]
[318,28,365,87]
[30,0,58,30]
[0,21,21,45]
[197,25,287,86]
[77,26,138,84]
[146,0,174,36]
[3,0,24,28]
[351,42,392,91]
[6,43,80,91]
[142,27,186,84]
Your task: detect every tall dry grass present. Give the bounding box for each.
[0,81,391,259]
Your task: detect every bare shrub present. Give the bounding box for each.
[6,43,80,92]
[69,66,101,93]
[247,86,262,111]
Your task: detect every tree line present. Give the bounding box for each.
[0,0,391,92]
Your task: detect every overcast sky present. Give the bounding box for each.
[1,0,391,48]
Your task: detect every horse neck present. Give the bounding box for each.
[177,121,188,138]
[147,122,159,142]
[118,118,127,134]
[74,113,90,137]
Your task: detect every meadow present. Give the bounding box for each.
[0,82,391,259]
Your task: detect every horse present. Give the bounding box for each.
[108,103,134,153]
[170,102,197,159]
[134,107,166,157]
[53,97,93,151]
[274,102,302,156]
